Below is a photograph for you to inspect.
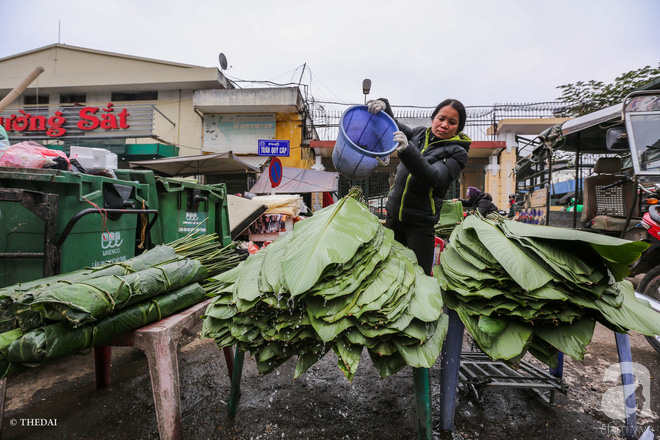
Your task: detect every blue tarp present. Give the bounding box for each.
[551,178,583,196]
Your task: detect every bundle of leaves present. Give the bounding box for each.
[434,200,464,239]
[202,197,447,381]
[0,233,245,379]
[0,283,207,378]
[434,215,660,367]
[30,258,208,327]
[0,245,181,333]
[1,233,243,333]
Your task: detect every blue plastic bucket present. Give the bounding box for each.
[332,105,398,180]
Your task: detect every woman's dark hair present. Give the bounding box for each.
[431,99,466,133]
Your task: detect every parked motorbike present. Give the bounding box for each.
[574,178,660,353]
[635,204,660,352]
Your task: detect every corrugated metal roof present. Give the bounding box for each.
[249,166,338,194]
[234,155,269,171]
[129,152,264,176]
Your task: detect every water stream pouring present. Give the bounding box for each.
[332,105,399,180]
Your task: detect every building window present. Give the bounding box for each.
[24,95,49,105]
[111,91,158,101]
[60,93,86,105]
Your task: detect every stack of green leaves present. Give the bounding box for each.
[0,283,207,378]
[202,196,447,381]
[434,200,464,239]
[0,233,245,379]
[166,233,245,276]
[1,245,181,333]
[433,215,660,367]
[1,234,243,334]
[29,258,208,327]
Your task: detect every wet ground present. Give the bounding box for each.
[3,322,659,440]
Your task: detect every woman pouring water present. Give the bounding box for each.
[367,98,471,276]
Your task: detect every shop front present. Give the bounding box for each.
[1,44,316,184]
[0,101,179,162]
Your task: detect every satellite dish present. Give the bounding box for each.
[219,53,228,70]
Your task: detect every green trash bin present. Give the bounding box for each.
[114,170,231,247]
[113,169,163,247]
[0,167,154,287]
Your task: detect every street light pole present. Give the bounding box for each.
[362,79,372,104]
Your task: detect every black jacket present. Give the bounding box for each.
[381,99,471,226]
[460,192,499,217]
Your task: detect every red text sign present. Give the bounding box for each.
[0,102,131,137]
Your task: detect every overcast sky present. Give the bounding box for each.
[1,0,659,111]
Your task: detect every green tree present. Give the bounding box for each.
[556,63,660,117]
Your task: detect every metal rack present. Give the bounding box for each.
[459,351,568,404]
[0,188,59,277]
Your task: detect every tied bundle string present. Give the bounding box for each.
[161,267,172,291]
[82,196,110,237]
[76,281,117,321]
[149,299,162,321]
[138,200,147,249]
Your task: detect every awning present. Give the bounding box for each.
[553,103,623,153]
[536,103,626,154]
[234,155,269,170]
[560,103,622,138]
[227,194,268,239]
[128,152,265,176]
[250,166,339,194]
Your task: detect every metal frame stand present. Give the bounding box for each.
[439,315,641,440]
[439,308,465,430]
[459,352,568,404]
[228,350,435,440]
[0,188,59,277]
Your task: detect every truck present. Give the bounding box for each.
[514,89,660,352]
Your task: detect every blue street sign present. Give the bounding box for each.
[269,157,283,188]
[258,139,290,157]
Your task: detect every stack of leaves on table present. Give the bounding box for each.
[0,234,244,378]
[434,215,660,367]
[202,196,448,381]
[434,200,464,240]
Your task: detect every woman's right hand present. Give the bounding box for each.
[367,99,386,114]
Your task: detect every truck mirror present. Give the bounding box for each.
[606,127,629,151]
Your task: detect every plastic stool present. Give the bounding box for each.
[0,377,6,433]
[413,367,432,439]
[0,300,233,440]
[94,299,233,440]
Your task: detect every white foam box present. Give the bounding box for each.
[70,146,118,170]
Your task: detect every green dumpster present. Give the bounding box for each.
[114,170,231,247]
[0,167,153,287]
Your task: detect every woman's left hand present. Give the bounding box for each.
[393,131,408,151]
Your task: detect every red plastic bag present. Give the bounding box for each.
[247,242,261,255]
[0,141,70,170]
